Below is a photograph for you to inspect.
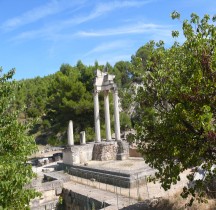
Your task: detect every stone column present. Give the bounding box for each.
[113,89,121,140]
[94,90,101,142]
[104,90,112,141]
[80,131,86,145]
[67,120,74,146]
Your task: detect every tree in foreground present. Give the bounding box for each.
[135,13,216,205]
[0,68,39,209]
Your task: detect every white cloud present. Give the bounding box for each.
[10,27,57,43]
[77,22,171,37]
[1,0,85,31]
[88,0,151,20]
[83,53,132,66]
[9,0,154,42]
[85,40,134,56]
[7,0,152,41]
[58,0,152,27]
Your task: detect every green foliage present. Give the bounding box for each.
[15,76,51,118]
[47,136,62,146]
[14,62,128,145]
[41,119,51,131]
[131,41,155,82]
[27,107,41,118]
[110,61,133,88]
[85,127,95,142]
[134,13,216,204]
[0,68,39,209]
[42,63,104,145]
[120,112,132,131]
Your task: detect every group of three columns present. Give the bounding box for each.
[94,88,121,142]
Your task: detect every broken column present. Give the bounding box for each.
[80,131,86,145]
[67,120,74,146]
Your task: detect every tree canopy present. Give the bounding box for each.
[134,12,216,204]
[0,68,39,209]
[45,64,94,139]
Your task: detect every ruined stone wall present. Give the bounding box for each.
[62,188,109,210]
[63,141,129,165]
[30,179,62,210]
[63,143,94,165]
[92,141,118,161]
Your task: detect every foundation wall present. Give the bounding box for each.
[63,143,94,165]
[63,141,129,165]
[58,163,147,188]
[62,188,109,210]
[92,141,118,160]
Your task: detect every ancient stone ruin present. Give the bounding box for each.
[93,69,120,142]
[63,69,129,166]
[29,70,191,210]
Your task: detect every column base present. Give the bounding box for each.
[116,140,129,160]
[95,140,101,143]
[116,153,128,160]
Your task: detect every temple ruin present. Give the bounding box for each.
[62,69,129,166]
[93,69,120,142]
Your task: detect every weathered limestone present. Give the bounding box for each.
[63,70,128,168]
[94,90,101,142]
[104,90,111,141]
[92,141,118,161]
[116,140,129,160]
[113,89,121,141]
[63,144,94,165]
[67,120,74,146]
[80,131,86,145]
[93,69,121,141]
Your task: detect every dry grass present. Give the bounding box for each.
[121,192,216,210]
[154,196,216,210]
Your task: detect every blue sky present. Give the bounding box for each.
[0,0,215,80]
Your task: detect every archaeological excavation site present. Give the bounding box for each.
[29,70,190,210]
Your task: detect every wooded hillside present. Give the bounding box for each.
[14,58,141,145]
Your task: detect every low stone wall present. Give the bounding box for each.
[31,199,59,210]
[58,163,148,188]
[92,141,118,160]
[62,188,109,210]
[30,179,63,210]
[29,172,70,210]
[32,180,63,192]
[63,140,129,165]
[63,143,94,165]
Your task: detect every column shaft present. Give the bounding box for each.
[104,91,111,141]
[80,131,86,145]
[67,120,74,146]
[113,89,121,140]
[94,90,101,142]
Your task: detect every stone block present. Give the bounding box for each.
[116,153,128,160]
[55,187,62,195]
[63,144,94,165]
[92,142,118,161]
